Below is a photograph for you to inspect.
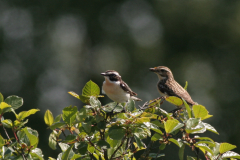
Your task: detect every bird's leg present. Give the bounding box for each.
[122,102,127,113]
[107,103,119,118]
[112,103,119,111]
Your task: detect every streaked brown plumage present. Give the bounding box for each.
[150,66,196,105]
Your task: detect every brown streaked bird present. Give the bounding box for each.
[150,66,196,106]
[101,70,142,104]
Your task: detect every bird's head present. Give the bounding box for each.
[149,66,173,80]
[101,70,122,82]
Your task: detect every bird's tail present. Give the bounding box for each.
[131,96,142,101]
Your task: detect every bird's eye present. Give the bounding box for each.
[160,69,166,72]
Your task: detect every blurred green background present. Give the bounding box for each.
[1,0,240,159]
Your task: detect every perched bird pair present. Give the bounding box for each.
[101,66,196,111]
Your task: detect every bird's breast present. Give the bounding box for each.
[102,80,129,103]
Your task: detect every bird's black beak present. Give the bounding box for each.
[149,68,156,72]
[101,73,106,76]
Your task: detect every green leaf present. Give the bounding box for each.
[79,95,90,104]
[71,154,84,159]
[102,102,118,112]
[194,136,214,142]
[165,96,183,106]
[62,144,74,160]
[159,143,166,150]
[5,95,23,110]
[151,133,163,141]
[185,118,205,134]
[30,148,44,160]
[50,122,66,130]
[148,98,161,108]
[164,119,180,134]
[18,109,40,121]
[151,120,164,128]
[0,92,3,102]
[49,130,58,150]
[68,91,81,99]
[2,119,13,128]
[59,142,70,151]
[108,126,125,140]
[82,122,92,133]
[113,104,123,112]
[0,102,11,114]
[169,138,183,148]
[193,105,212,120]
[195,143,214,156]
[149,153,165,158]
[134,135,146,149]
[203,122,219,135]
[136,117,150,124]
[62,106,78,127]
[63,135,77,143]
[23,127,39,147]
[183,99,192,118]
[76,142,88,155]
[44,110,54,126]
[220,143,237,154]
[97,140,110,149]
[126,99,135,112]
[133,127,148,139]
[88,145,95,153]
[187,156,197,160]
[179,144,185,160]
[97,121,106,130]
[82,80,100,97]
[144,122,163,135]
[222,151,240,159]
[89,96,101,108]
[140,112,158,119]
[77,108,87,122]
[54,114,62,123]
[68,91,90,104]
[0,135,5,147]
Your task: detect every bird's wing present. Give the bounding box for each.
[164,81,195,105]
[120,81,137,96]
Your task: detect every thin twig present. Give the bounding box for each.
[194,147,199,160]
[2,125,12,143]
[110,136,127,160]
[62,130,67,137]
[87,137,103,152]
[2,125,23,156]
[154,149,161,160]
[139,140,154,160]
[125,137,132,153]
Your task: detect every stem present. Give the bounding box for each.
[87,137,103,152]
[62,130,67,137]
[12,128,27,160]
[154,149,161,160]
[13,129,19,142]
[194,147,199,160]
[110,136,127,160]
[2,125,12,143]
[139,140,154,160]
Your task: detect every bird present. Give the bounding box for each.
[150,66,196,106]
[101,70,142,106]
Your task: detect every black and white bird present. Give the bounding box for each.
[150,66,196,106]
[101,70,142,104]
